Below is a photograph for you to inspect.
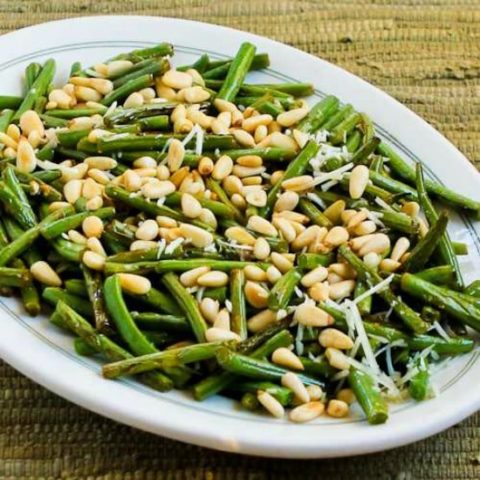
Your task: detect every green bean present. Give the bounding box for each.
[297,96,339,133]
[2,166,37,226]
[230,381,294,406]
[110,43,174,63]
[131,312,191,334]
[409,359,430,401]
[164,191,237,219]
[321,104,354,132]
[178,53,210,73]
[82,264,109,332]
[113,58,168,88]
[64,279,88,298]
[298,198,333,228]
[102,74,154,106]
[205,177,244,223]
[46,107,107,119]
[0,96,22,110]
[43,287,93,318]
[296,253,335,269]
[329,112,362,145]
[126,286,182,316]
[230,269,247,340]
[0,265,32,287]
[268,268,302,311]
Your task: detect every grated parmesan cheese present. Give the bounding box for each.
[353,275,394,306]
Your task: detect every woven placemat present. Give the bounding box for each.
[0,1,479,478]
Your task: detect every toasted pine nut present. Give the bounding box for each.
[357,233,391,257]
[139,87,156,101]
[135,219,159,241]
[197,270,229,287]
[86,237,106,256]
[353,220,377,236]
[185,68,204,86]
[281,174,315,192]
[324,200,346,224]
[294,303,333,327]
[130,240,157,251]
[242,114,273,133]
[236,155,263,168]
[85,156,117,170]
[257,390,284,418]
[325,347,350,370]
[88,168,110,185]
[181,193,202,218]
[82,179,102,201]
[63,179,82,204]
[133,156,157,169]
[213,98,237,113]
[48,201,71,212]
[253,237,271,260]
[200,297,219,323]
[391,237,410,262]
[272,217,296,243]
[68,230,87,245]
[277,107,309,127]
[230,193,246,209]
[162,69,193,89]
[74,86,102,102]
[82,216,104,239]
[211,155,233,180]
[19,110,44,138]
[324,226,349,248]
[272,349,304,371]
[328,280,356,301]
[183,86,210,103]
[308,282,330,302]
[289,401,325,423]
[244,265,268,282]
[124,92,144,108]
[118,273,151,295]
[251,124,266,144]
[401,201,420,218]
[197,156,213,176]
[274,191,299,212]
[349,165,369,199]
[247,216,277,237]
[48,89,73,108]
[232,165,266,178]
[164,138,184,172]
[123,170,142,192]
[281,372,309,404]
[70,77,113,95]
[292,225,326,251]
[244,281,269,308]
[319,328,354,350]
[104,60,132,77]
[141,180,176,199]
[30,261,62,287]
[379,258,401,273]
[292,129,309,148]
[266,265,282,284]
[337,388,356,404]
[213,309,230,330]
[198,208,217,229]
[301,266,328,288]
[306,385,324,402]
[328,263,357,279]
[327,399,349,418]
[86,196,103,211]
[179,223,213,248]
[6,124,20,142]
[232,129,255,148]
[205,327,241,343]
[82,250,105,271]
[245,189,267,207]
[222,175,243,195]
[363,252,381,269]
[225,226,256,246]
[16,138,37,173]
[270,170,285,186]
[247,309,277,332]
[327,273,343,285]
[270,252,293,273]
[346,211,368,229]
[180,266,211,287]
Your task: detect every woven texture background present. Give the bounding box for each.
[0,1,479,478]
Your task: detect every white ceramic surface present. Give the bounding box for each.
[0,16,478,459]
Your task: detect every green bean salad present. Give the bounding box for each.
[0,41,478,424]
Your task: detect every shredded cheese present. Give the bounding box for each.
[353,275,394,306]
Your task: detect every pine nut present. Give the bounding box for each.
[306,385,324,402]
[174,118,193,133]
[104,60,132,77]
[294,303,332,327]
[130,240,158,251]
[30,261,62,287]
[205,327,241,343]
[353,220,377,236]
[292,129,309,148]
[391,237,410,262]
[68,230,87,245]
[259,132,298,151]
[122,170,142,192]
[350,233,376,251]
[196,156,213,176]
[289,401,324,423]
[319,328,354,350]
[281,175,315,192]
[6,124,20,141]
[270,252,293,273]
[328,263,357,279]
[244,265,268,282]
[86,237,106,256]
[180,193,202,219]
[276,210,310,224]
[270,170,284,186]
[257,390,284,418]
[328,273,343,284]
[63,179,82,204]
[197,270,229,287]
[247,309,277,332]
[327,399,349,418]
[82,216,104,238]
[81,178,101,200]
[247,216,277,237]
[180,266,211,287]
[170,167,190,188]
[16,138,37,173]
[179,223,213,248]
[232,165,266,178]
[135,219,159,241]
[401,201,420,218]
[88,168,110,185]
[187,109,213,129]
[156,81,177,101]
[133,156,157,169]
[231,129,255,148]
[337,388,356,404]
[117,273,152,295]
[210,155,232,181]
[346,211,368,229]
[139,87,156,102]
[328,280,356,301]
[325,347,350,370]
[242,114,273,133]
[244,281,269,308]
[301,266,328,288]
[277,107,309,127]
[272,349,304,371]
[349,165,369,199]
[272,217,296,243]
[213,309,230,330]
[162,69,193,89]
[74,86,102,102]
[155,217,176,229]
[253,124,267,143]
[281,372,310,405]
[292,225,326,251]
[209,118,227,135]
[185,68,204,86]
[236,155,263,168]
[183,86,210,103]
[308,282,330,302]
[324,226,349,248]
[85,156,117,171]
[198,208,217,229]
[141,180,176,199]
[163,139,184,172]
[48,201,71,212]
[19,110,44,138]
[245,189,267,207]
[379,258,401,273]
[341,209,356,224]
[222,175,242,195]
[266,265,282,284]
[212,98,237,113]
[253,237,271,260]
[124,92,144,108]
[48,89,73,108]
[357,233,391,257]
[324,200,346,224]
[223,226,255,246]
[82,250,105,271]
[274,191,299,213]
[85,194,103,211]
[363,252,381,269]
[230,193,246,209]
[200,297,219,323]
[70,77,113,95]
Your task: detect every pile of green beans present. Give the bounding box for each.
[0,41,478,426]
